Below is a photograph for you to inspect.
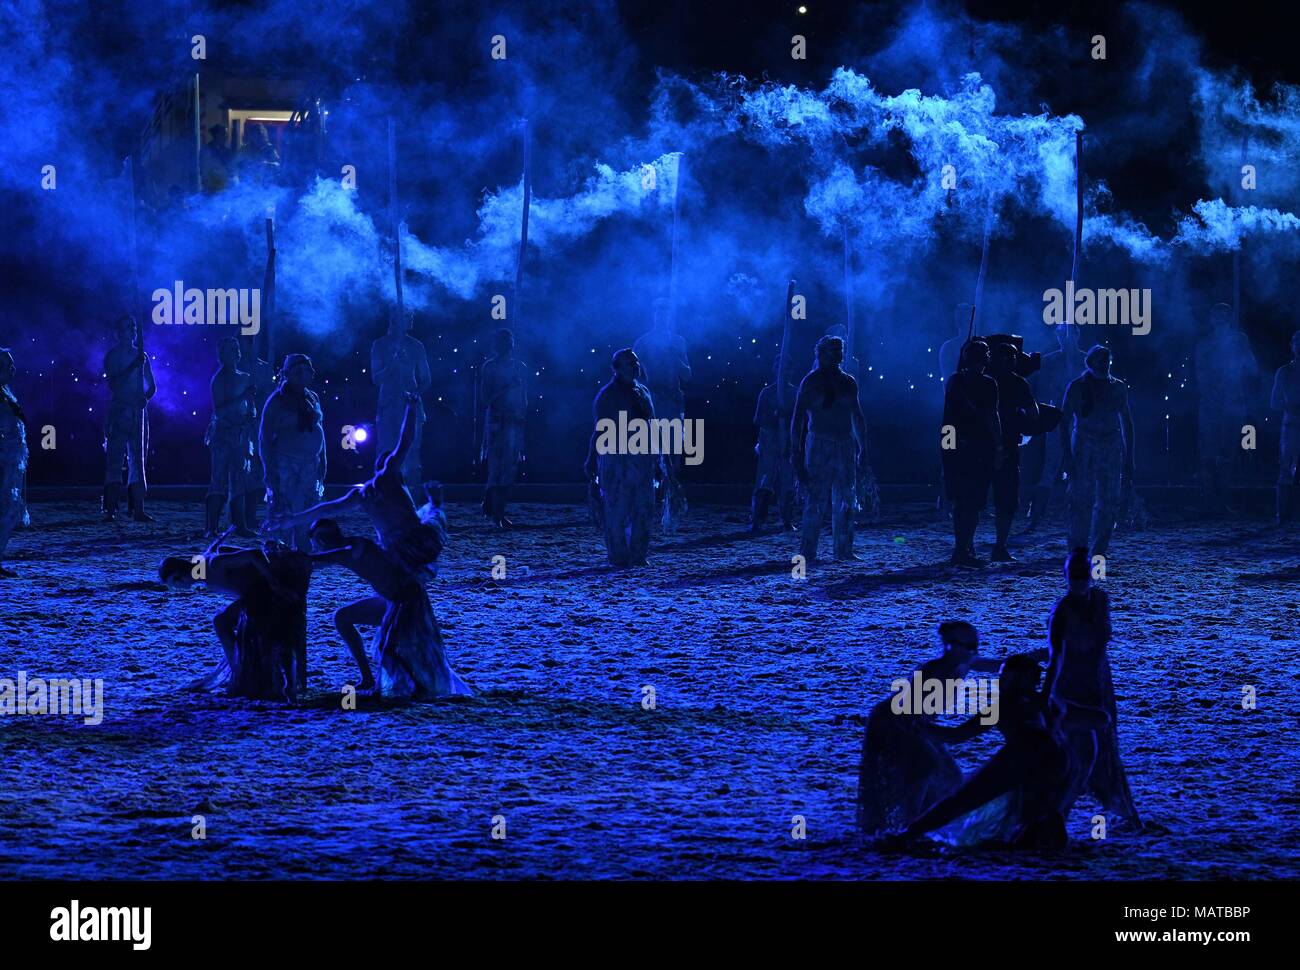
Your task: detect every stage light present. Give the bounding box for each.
[353,426,368,443]
[797,5,807,13]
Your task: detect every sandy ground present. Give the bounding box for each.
[0,498,1296,880]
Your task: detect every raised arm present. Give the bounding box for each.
[381,394,420,476]
[1271,368,1286,412]
[264,486,362,535]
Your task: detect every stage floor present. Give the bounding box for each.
[1,500,1296,879]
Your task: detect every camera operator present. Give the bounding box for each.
[987,339,1041,562]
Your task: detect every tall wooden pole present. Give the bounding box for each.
[1069,130,1084,327]
[514,119,532,326]
[122,155,148,487]
[842,224,855,375]
[669,153,684,335]
[387,117,404,318]
[193,73,202,194]
[973,207,991,336]
[262,217,276,366]
[777,279,796,410]
[1233,132,1248,329]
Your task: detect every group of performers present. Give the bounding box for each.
[160,392,469,703]
[0,301,1294,848]
[858,546,1141,847]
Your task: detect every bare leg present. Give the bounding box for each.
[334,596,386,689]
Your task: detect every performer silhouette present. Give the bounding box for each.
[792,335,864,563]
[1269,330,1300,525]
[479,327,528,527]
[205,338,256,537]
[1059,346,1134,560]
[0,348,28,578]
[370,308,430,493]
[259,354,326,552]
[941,339,1002,566]
[307,517,471,699]
[750,356,798,533]
[1045,548,1142,827]
[585,349,659,568]
[102,315,155,522]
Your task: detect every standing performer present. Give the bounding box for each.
[585,349,658,568]
[792,335,865,564]
[102,315,155,522]
[1025,323,1084,530]
[1059,345,1135,561]
[935,304,974,515]
[238,334,276,530]
[370,308,430,492]
[1044,547,1142,828]
[988,342,1039,562]
[1195,304,1257,516]
[1270,330,1300,525]
[205,338,256,537]
[633,298,692,525]
[478,328,529,527]
[259,354,326,552]
[0,348,28,578]
[941,339,1003,566]
[750,356,798,533]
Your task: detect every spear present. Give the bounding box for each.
[842,224,855,375]
[777,278,796,410]
[973,206,992,336]
[262,216,276,366]
[1069,130,1084,326]
[1233,132,1248,329]
[122,156,147,487]
[387,117,403,317]
[514,119,532,326]
[669,153,684,334]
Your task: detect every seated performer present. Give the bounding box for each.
[306,518,472,699]
[1044,548,1143,828]
[159,534,312,703]
[891,654,1095,850]
[857,621,1005,837]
